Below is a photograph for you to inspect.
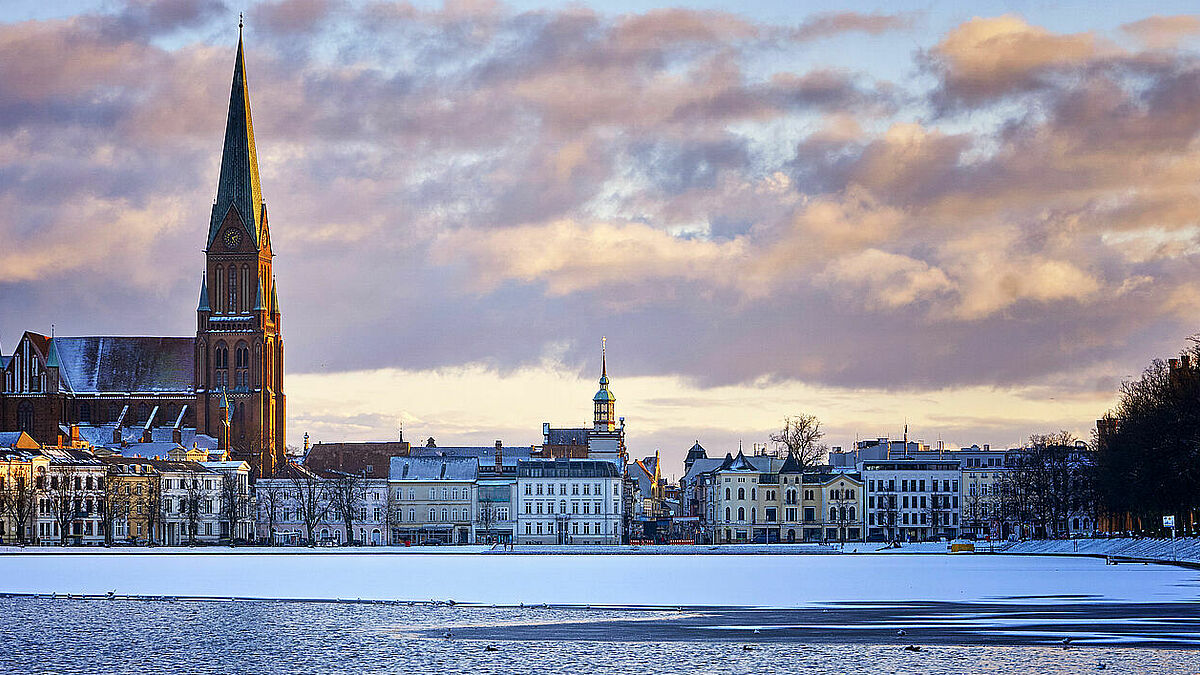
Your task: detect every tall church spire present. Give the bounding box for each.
[208,23,264,250]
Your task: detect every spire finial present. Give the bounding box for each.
[239,12,244,32]
[601,336,607,378]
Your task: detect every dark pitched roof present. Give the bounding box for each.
[779,450,803,473]
[685,441,707,461]
[303,441,410,478]
[208,31,264,249]
[51,337,193,394]
[545,428,589,446]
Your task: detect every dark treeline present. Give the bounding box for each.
[1094,339,1200,534]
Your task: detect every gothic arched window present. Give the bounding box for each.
[737,507,745,521]
[214,342,229,390]
[227,266,237,314]
[17,402,34,432]
[235,342,250,389]
[213,265,223,313]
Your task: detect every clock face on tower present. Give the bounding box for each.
[223,227,242,250]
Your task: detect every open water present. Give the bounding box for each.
[3,597,1200,674]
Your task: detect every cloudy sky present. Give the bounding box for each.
[4,0,1200,477]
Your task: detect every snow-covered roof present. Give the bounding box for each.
[411,446,532,467]
[50,336,194,394]
[389,456,479,481]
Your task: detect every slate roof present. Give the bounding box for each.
[780,450,803,473]
[682,457,725,484]
[544,428,589,446]
[0,431,39,449]
[51,337,194,394]
[411,446,533,467]
[389,456,479,481]
[685,441,707,462]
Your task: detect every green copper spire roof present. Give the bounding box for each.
[197,273,211,311]
[208,27,264,250]
[254,282,266,311]
[270,275,278,313]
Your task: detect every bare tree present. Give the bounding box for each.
[327,471,367,545]
[219,473,251,544]
[143,477,164,545]
[257,478,287,546]
[477,494,497,544]
[287,465,330,546]
[180,473,206,545]
[99,470,131,545]
[770,414,828,470]
[47,464,81,546]
[1,464,40,545]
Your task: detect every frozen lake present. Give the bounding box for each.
[3,553,1199,671]
[0,550,1197,606]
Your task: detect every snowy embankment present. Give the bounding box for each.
[0,552,1197,606]
[1004,537,1200,564]
[0,543,838,556]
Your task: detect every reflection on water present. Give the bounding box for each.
[2,597,1200,674]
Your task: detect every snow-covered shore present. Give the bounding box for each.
[0,543,841,556]
[1004,537,1200,564]
[0,551,1196,607]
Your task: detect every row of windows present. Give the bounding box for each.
[393,487,471,501]
[523,500,611,515]
[868,495,960,510]
[870,512,961,526]
[723,486,857,502]
[523,482,615,496]
[867,478,960,493]
[720,505,857,524]
[524,521,611,536]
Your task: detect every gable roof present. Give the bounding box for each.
[544,428,589,446]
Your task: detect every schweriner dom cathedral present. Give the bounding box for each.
[0,29,287,477]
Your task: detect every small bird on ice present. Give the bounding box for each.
[1096,663,1106,671]
[753,629,761,634]
[896,629,907,637]
[485,646,498,652]
[1060,637,1073,646]
[904,645,922,653]
[443,630,452,640]
[105,590,115,600]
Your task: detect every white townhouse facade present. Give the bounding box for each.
[516,459,622,545]
[160,462,223,545]
[863,459,962,542]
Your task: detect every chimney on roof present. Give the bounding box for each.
[495,440,503,468]
[303,432,310,452]
[984,443,990,451]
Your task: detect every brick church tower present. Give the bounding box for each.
[195,26,286,477]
